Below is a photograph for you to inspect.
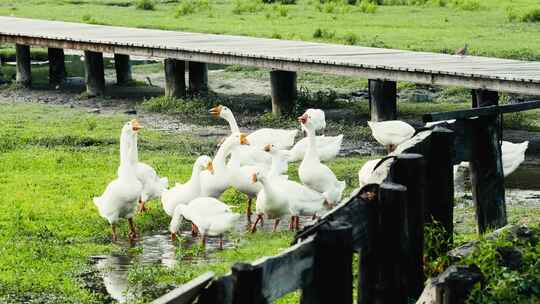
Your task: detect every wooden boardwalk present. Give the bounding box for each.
[1,16,540,95]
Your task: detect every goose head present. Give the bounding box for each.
[209,105,234,121]
[298,111,316,132]
[251,170,266,184]
[195,155,213,173]
[122,119,143,136]
[305,108,326,132]
[264,144,291,160]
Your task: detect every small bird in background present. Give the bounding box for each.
[145,76,154,87]
[455,43,468,56]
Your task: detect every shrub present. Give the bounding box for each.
[274,4,289,17]
[521,8,540,22]
[135,0,155,10]
[343,32,358,45]
[81,14,99,24]
[359,0,377,13]
[450,0,480,11]
[175,0,211,16]
[313,28,335,39]
[232,0,262,14]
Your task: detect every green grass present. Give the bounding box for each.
[1,0,540,60]
[0,100,369,303]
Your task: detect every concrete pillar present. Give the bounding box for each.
[16,44,31,87]
[84,51,105,96]
[114,54,132,86]
[368,79,397,121]
[270,70,297,117]
[48,48,66,88]
[188,61,208,95]
[164,58,186,98]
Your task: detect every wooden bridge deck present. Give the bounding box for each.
[1,16,540,95]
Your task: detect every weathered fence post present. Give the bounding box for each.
[164,58,186,98]
[188,61,208,95]
[470,89,506,234]
[300,221,353,304]
[270,70,297,117]
[359,182,408,304]
[368,79,397,121]
[16,44,31,87]
[48,48,66,88]
[84,51,105,96]
[114,54,132,86]
[389,154,427,300]
[232,263,265,304]
[417,265,483,304]
[426,128,455,247]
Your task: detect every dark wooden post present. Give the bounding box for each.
[231,263,264,304]
[417,265,483,304]
[114,54,132,86]
[389,153,427,300]
[164,58,186,98]
[426,128,455,247]
[188,61,208,95]
[84,51,105,96]
[359,182,408,304]
[48,48,66,88]
[469,90,506,234]
[270,70,297,117]
[368,79,397,121]
[301,221,353,304]
[16,44,31,87]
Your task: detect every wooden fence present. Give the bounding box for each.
[152,128,458,304]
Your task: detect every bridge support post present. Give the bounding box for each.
[48,48,66,88]
[164,58,186,98]
[359,182,408,304]
[188,61,208,95]
[270,70,297,117]
[114,54,132,86]
[84,51,105,96]
[16,44,31,87]
[470,89,506,234]
[369,79,397,121]
[301,221,353,304]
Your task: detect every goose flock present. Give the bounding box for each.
[94,109,529,250]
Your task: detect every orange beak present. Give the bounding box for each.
[209,105,223,117]
[207,161,215,174]
[131,119,143,132]
[171,232,177,241]
[298,114,308,125]
[240,133,249,145]
[251,173,258,183]
[263,144,272,152]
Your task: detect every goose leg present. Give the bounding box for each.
[138,198,148,213]
[273,218,281,232]
[201,234,208,248]
[251,214,263,233]
[128,218,138,241]
[387,144,396,153]
[191,223,199,237]
[289,216,294,231]
[246,197,253,224]
[111,224,117,242]
[219,235,224,250]
[295,216,301,231]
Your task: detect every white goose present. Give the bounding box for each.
[288,109,342,162]
[251,170,291,233]
[358,158,381,188]
[227,150,266,224]
[93,120,143,242]
[367,120,415,152]
[161,155,213,216]
[169,197,240,249]
[259,145,326,231]
[118,123,168,212]
[200,133,249,198]
[502,140,529,177]
[298,112,346,207]
[453,140,529,179]
[210,105,298,149]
